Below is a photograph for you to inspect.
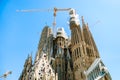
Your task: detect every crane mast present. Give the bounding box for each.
[53,7,71,37]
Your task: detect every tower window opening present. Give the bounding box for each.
[59,64,61,67]
[57,32,61,35]
[60,43,61,46]
[77,48,79,58]
[79,48,81,57]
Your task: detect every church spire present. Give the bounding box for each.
[82,16,85,26]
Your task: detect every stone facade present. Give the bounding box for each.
[19,8,112,80]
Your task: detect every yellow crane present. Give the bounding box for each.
[16,7,71,37]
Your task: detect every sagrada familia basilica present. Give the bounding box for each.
[19,8,112,80]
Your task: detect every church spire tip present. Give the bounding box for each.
[81,16,85,25]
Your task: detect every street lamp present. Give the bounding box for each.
[0,71,12,80]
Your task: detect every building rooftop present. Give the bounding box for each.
[56,27,68,39]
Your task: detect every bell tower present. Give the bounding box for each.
[53,28,67,80]
[69,9,86,80]
[81,16,100,68]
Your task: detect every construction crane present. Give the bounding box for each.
[52,7,71,37]
[16,7,71,37]
[0,71,12,80]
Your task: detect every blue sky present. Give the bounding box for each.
[0,0,120,80]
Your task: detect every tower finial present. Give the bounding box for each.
[28,54,30,58]
[86,23,89,30]
[81,16,85,25]
[30,51,32,58]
